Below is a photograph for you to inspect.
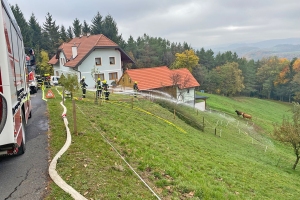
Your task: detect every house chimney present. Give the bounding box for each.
[72,43,78,59]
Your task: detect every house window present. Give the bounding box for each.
[96,73,104,81]
[109,57,115,65]
[187,89,190,93]
[56,71,59,76]
[60,58,66,65]
[95,58,102,66]
[109,72,118,80]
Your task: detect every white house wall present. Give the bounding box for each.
[78,48,122,88]
[176,87,195,105]
[53,52,74,77]
[52,49,122,88]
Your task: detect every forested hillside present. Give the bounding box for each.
[11,4,300,103]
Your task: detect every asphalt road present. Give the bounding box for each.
[0,90,49,200]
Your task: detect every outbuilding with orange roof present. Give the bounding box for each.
[118,66,200,105]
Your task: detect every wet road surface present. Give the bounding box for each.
[0,90,49,200]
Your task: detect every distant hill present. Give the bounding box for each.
[207,38,300,60]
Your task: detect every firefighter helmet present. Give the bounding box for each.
[98,78,101,81]
[135,81,137,84]
[102,80,107,84]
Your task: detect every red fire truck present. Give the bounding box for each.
[0,0,32,155]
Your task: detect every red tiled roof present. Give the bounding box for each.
[172,68,200,89]
[126,66,200,90]
[48,34,133,67]
[48,55,58,65]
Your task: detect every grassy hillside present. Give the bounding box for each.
[202,92,293,133]
[46,89,300,200]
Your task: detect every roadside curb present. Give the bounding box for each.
[48,90,87,200]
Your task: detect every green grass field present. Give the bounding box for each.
[45,88,300,200]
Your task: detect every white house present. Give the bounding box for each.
[48,34,134,87]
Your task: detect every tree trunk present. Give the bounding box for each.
[292,155,300,170]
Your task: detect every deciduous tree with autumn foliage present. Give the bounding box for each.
[171,49,199,72]
[207,62,244,96]
[274,102,300,170]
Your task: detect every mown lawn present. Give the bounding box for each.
[45,88,300,200]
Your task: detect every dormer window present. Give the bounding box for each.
[95,58,102,66]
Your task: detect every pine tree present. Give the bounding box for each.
[125,36,137,55]
[91,12,103,35]
[72,18,82,37]
[196,48,215,71]
[42,13,60,57]
[102,14,119,42]
[82,20,90,36]
[28,14,42,50]
[10,4,31,48]
[67,26,73,40]
[60,25,68,42]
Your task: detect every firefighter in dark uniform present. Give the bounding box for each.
[102,80,110,100]
[96,78,102,98]
[80,76,88,98]
[37,75,43,89]
[133,81,139,97]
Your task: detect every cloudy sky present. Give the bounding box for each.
[7,0,300,49]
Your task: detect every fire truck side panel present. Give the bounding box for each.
[0,0,30,153]
[2,5,18,104]
[11,19,26,92]
[0,2,14,146]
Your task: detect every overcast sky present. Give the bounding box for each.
[7,0,300,49]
